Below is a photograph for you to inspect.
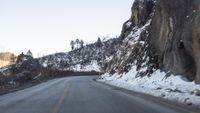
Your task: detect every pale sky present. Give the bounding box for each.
[0,0,133,57]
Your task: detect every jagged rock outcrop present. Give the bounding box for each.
[105,0,200,83]
[10,54,41,83]
[105,0,155,75]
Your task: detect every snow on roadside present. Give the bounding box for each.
[99,66,200,108]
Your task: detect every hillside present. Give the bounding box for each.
[0,38,119,94]
[38,38,119,72]
[101,0,200,108]
[104,0,200,83]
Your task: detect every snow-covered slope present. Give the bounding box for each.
[39,38,119,72]
[101,66,200,108]
[105,0,200,82]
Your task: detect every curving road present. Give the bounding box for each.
[0,76,199,113]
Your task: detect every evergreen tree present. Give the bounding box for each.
[27,50,33,57]
[97,37,103,47]
[16,52,24,63]
[80,40,84,48]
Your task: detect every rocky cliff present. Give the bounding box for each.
[105,0,200,83]
[150,0,200,83]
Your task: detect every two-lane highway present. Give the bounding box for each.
[0,76,199,113]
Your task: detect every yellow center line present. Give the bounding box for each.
[52,83,71,113]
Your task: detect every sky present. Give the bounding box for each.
[0,0,133,57]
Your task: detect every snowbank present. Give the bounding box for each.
[100,66,200,108]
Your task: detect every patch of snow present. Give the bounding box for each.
[0,67,8,72]
[105,56,113,62]
[139,41,145,45]
[127,19,151,45]
[126,21,132,27]
[8,80,16,85]
[42,61,48,68]
[100,66,200,108]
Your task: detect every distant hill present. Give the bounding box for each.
[39,38,119,72]
[0,52,16,68]
[0,38,119,92]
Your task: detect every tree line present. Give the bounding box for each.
[70,39,84,50]
[70,38,104,51]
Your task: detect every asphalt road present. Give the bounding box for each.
[0,76,199,113]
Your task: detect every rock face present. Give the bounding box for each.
[105,0,155,75]
[105,0,200,83]
[10,54,41,83]
[149,0,200,83]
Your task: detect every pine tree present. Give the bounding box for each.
[27,50,33,57]
[80,40,84,48]
[16,52,24,63]
[97,37,102,47]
